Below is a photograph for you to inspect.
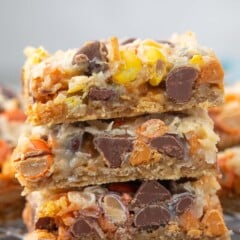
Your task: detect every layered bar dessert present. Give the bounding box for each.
[22,32,224,125]
[12,108,219,192]
[209,82,240,150]
[23,176,229,240]
[218,147,240,211]
[0,175,24,221]
[0,85,26,221]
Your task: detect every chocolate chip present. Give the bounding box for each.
[88,87,116,101]
[72,41,108,75]
[71,218,98,238]
[150,134,186,159]
[35,217,57,232]
[157,40,175,48]
[134,205,170,228]
[94,136,133,168]
[166,66,199,103]
[133,181,171,206]
[121,38,136,45]
[72,53,88,65]
[66,134,83,152]
[171,192,194,215]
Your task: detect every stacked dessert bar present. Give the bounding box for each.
[210,83,240,211]
[13,32,230,239]
[0,86,26,221]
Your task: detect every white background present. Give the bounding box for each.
[0,0,240,88]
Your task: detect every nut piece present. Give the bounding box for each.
[18,155,53,180]
[100,194,128,225]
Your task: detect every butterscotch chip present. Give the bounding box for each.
[129,140,152,166]
[201,209,228,237]
[198,59,224,87]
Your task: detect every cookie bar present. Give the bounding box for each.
[23,32,224,125]
[0,85,26,173]
[23,176,229,240]
[12,109,219,192]
[209,82,240,150]
[218,147,240,212]
[0,174,24,222]
[0,85,26,221]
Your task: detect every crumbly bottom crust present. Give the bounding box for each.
[18,156,217,193]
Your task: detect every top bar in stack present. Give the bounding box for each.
[23,32,224,125]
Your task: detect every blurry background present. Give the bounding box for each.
[0,0,240,89]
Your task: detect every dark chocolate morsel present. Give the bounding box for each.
[172,192,195,215]
[71,218,98,238]
[73,41,108,63]
[150,134,185,159]
[134,205,170,228]
[72,41,108,74]
[94,136,133,168]
[133,181,171,206]
[166,66,199,103]
[35,217,57,232]
[88,87,116,101]
[121,38,136,45]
